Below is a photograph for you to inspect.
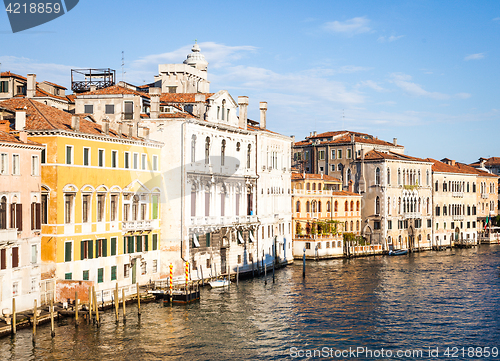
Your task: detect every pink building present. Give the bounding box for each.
[0,117,45,313]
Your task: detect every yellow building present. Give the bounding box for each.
[291,172,362,259]
[0,98,163,299]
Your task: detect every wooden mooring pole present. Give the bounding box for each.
[94,287,100,327]
[50,298,55,337]
[75,291,79,326]
[115,284,119,321]
[11,298,16,335]
[32,299,37,344]
[264,263,267,285]
[303,247,306,278]
[122,288,126,323]
[136,283,141,316]
[236,265,239,286]
[88,286,92,324]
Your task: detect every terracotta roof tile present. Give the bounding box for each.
[0,71,27,81]
[295,131,401,148]
[78,85,150,98]
[0,130,41,146]
[35,87,68,101]
[41,81,66,90]
[291,172,341,182]
[160,93,214,103]
[365,150,430,162]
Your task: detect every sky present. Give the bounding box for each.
[1,0,499,164]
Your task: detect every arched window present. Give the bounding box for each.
[191,135,196,163]
[426,197,430,214]
[402,169,406,185]
[350,221,353,232]
[387,197,391,215]
[327,201,331,212]
[345,201,348,212]
[426,170,430,186]
[398,169,401,185]
[334,201,338,212]
[375,167,381,185]
[356,201,360,211]
[221,139,226,166]
[0,196,7,229]
[318,201,322,213]
[221,100,226,120]
[306,201,310,213]
[205,137,210,164]
[312,183,316,191]
[375,196,380,214]
[296,201,300,212]
[398,197,401,214]
[247,144,251,168]
[345,221,348,231]
[350,201,354,211]
[418,170,421,185]
[306,183,310,190]
[356,220,359,231]
[132,195,139,221]
[387,168,391,185]
[347,168,352,183]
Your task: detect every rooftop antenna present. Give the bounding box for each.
[121,51,125,83]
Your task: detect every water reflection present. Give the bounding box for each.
[1,246,499,360]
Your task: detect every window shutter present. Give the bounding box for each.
[16,204,22,231]
[12,247,19,268]
[136,236,142,252]
[153,234,158,251]
[81,241,85,260]
[1,249,5,269]
[31,203,35,230]
[103,239,107,257]
[88,240,93,259]
[123,237,127,254]
[36,203,41,230]
[10,204,15,229]
[111,237,116,256]
[144,235,149,252]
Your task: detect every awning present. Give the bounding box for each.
[249,232,256,243]
[238,232,244,244]
[192,234,200,248]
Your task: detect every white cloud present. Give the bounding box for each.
[390,72,450,100]
[357,80,386,92]
[323,17,371,35]
[377,35,404,43]
[464,53,485,61]
[455,92,471,99]
[493,17,500,21]
[338,65,372,73]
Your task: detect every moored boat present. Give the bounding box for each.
[209,279,230,288]
[389,249,408,256]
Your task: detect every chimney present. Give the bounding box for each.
[149,87,161,118]
[313,131,317,137]
[238,96,249,130]
[259,101,267,129]
[19,131,27,143]
[451,159,456,167]
[0,120,10,132]
[393,138,397,146]
[103,119,110,135]
[71,115,80,132]
[140,126,150,139]
[89,85,97,92]
[480,159,486,168]
[27,74,36,98]
[351,134,355,143]
[15,110,26,130]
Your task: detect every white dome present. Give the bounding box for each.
[183,42,208,71]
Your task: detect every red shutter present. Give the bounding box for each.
[16,204,22,231]
[0,249,5,269]
[31,203,35,230]
[12,247,18,268]
[10,204,15,229]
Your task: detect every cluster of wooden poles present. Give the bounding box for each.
[22,283,143,344]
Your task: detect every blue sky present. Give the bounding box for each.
[1,0,499,163]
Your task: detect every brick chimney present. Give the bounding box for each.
[19,131,27,143]
[103,119,110,135]
[71,115,80,132]
[27,74,36,98]
[238,96,248,130]
[393,138,397,146]
[259,101,267,129]
[149,87,161,118]
[15,110,26,130]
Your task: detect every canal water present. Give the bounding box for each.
[1,245,500,360]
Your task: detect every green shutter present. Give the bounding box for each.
[124,237,127,254]
[80,241,85,260]
[103,239,107,257]
[88,240,93,259]
[65,242,72,262]
[144,235,149,252]
[65,273,72,280]
[111,237,116,256]
[83,270,89,280]
[206,233,210,247]
[98,268,103,283]
[111,266,117,280]
[128,236,134,253]
[153,234,158,251]
[136,236,142,252]
[153,195,158,219]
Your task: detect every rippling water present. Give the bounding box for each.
[2,246,500,360]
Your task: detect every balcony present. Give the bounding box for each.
[403,212,422,219]
[122,220,153,231]
[292,189,337,196]
[190,215,258,227]
[0,228,17,242]
[481,193,488,199]
[453,215,465,221]
[452,192,464,198]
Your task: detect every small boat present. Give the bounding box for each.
[209,279,230,288]
[389,249,408,256]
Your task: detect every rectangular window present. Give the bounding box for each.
[12,154,20,175]
[97,268,104,283]
[111,237,117,256]
[141,261,146,275]
[31,244,37,264]
[64,241,72,262]
[141,154,146,170]
[124,264,130,278]
[83,270,89,280]
[337,149,342,159]
[347,149,352,159]
[0,153,8,174]
[66,146,73,165]
[152,195,159,219]
[427,219,432,228]
[331,150,336,160]
[80,240,93,260]
[0,81,9,93]
[111,265,117,280]
[124,152,130,169]
[83,147,90,166]
[153,260,158,273]
[31,155,39,176]
[387,220,392,230]
[153,234,158,250]
[111,150,117,168]
[136,236,142,252]
[105,104,115,114]
[64,273,72,280]
[133,153,138,169]
[374,221,381,230]
[65,194,74,223]
[84,104,93,114]
[98,149,104,167]
[96,239,107,257]
[0,249,5,269]
[41,148,46,164]
[318,150,325,160]
[152,155,158,171]
[124,101,133,119]
[41,194,48,224]
[206,233,211,247]
[31,202,41,230]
